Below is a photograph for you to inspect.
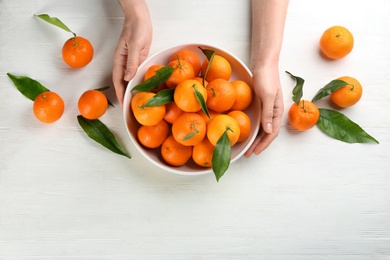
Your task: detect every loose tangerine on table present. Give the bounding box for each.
[62,36,94,68]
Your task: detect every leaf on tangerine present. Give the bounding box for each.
[312,79,349,102]
[193,85,209,119]
[132,66,174,92]
[198,47,215,85]
[35,14,76,37]
[144,88,174,107]
[7,73,50,101]
[77,115,131,158]
[212,131,231,182]
[286,71,305,104]
[317,108,379,144]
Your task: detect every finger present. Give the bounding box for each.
[261,99,275,134]
[112,60,126,107]
[244,130,265,158]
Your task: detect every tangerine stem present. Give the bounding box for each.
[176,55,182,70]
[301,100,307,113]
[72,35,79,47]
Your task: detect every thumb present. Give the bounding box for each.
[124,52,140,82]
[261,101,274,134]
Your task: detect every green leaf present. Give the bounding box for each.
[286,71,305,104]
[317,108,379,144]
[35,14,76,37]
[7,73,50,101]
[77,115,131,158]
[132,66,174,92]
[198,47,215,84]
[212,131,231,182]
[144,88,174,107]
[193,85,209,118]
[312,80,349,102]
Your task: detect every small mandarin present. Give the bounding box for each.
[161,135,192,167]
[131,92,166,126]
[330,76,363,108]
[78,90,108,120]
[62,36,94,68]
[288,100,320,131]
[33,91,65,123]
[137,119,170,149]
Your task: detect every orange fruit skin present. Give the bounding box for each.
[131,92,166,126]
[165,59,195,88]
[230,80,253,111]
[174,79,207,112]
[319,26,354,60]
[197,109,220,124]
[192,138,215,168]
[169,49,201,77]
[207,114,240,146]
[62,36,94,68]
[161,135,192,167]
[206,78,236,112]
[137,119,170,149]
[330,76,363,108]
[172,112,206,146]
[33,91,65,123]
[201,54,232,82]
[78,90,108,120]
[163,102,183,124]
[288,100,320,131]
[227,110,251,143]
[193,77,208,87]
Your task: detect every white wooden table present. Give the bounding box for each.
[1,0,389,259]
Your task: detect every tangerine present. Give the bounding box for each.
[137,119,170,149]
[33,91,65,124]
[172,112,206,146]
[227,110,251,142]
[78,90,108,120]
[62,36,94,68]
[165,59,195,88]
[330,76,363,108]
[161,135,192,167]
[197,109,220,124]
[192,138,215,168]
[230,80,253,111]
[174,79,207,112]
[319,25,354,60]
[207,114,240,146]
[169,49,201,77]
[163,101,183,124]
[201,54,232,82]
[288,100,320,131]
[131,92,166,126]
[206,78,236,112]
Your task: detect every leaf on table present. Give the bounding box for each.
[212,131,231,182]
[35,14,76,37]
[144,88,174,107]
[77,115,131,158]
[286,71,304,104]
[312,79,348,102]
[317,108,379,144]
[7,73,50,101]
[132,66,174,92]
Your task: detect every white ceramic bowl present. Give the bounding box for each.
[123,43,261,175]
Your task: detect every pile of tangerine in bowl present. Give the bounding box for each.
[123,44,260,176]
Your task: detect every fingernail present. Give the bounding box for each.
[124,71,132,81]
[266,122,272,133]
